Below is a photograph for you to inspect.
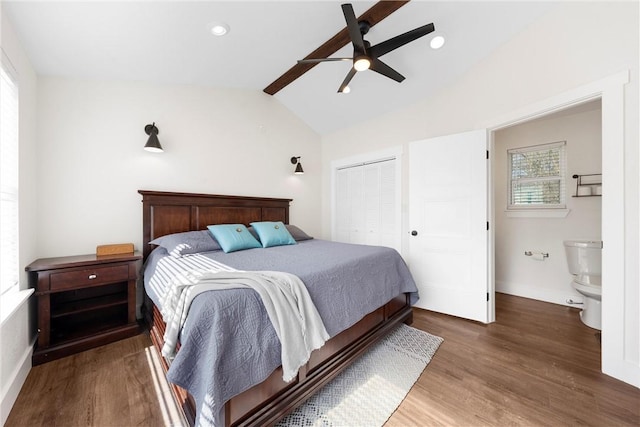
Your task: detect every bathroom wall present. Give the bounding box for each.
[493,102,602,306]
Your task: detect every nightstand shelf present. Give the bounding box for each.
[51,292,128,319]
[26,252,142,365]
[50,311,129,344]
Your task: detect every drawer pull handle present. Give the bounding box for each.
[88,274,97,280]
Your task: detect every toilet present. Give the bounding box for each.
[563,239,602,330]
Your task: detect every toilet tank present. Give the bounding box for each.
[563,240,602,282]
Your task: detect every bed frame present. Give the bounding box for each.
[139,190,413,426]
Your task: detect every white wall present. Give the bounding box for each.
[36,78,322,258]
[321,2,639,386]
[2,11,322,422]
[0,6,39,425]
[494,105,602,306]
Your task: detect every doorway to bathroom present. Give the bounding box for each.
[491,99,602,310]
[406,71,632,385]
[483,71,636,387]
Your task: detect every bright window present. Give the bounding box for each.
[1,54,19,296]
[508,141,566,209]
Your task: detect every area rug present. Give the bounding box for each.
[276,324,444,427]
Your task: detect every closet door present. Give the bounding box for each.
[363,163,381,245]
[333,158,400,252]
[334,168,350,243]
[348,166,366,244]
[378,159,398,249]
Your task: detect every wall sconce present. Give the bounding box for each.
[290,156,304,175]
[144,122,163,153]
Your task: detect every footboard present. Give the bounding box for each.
[145,293,413,426]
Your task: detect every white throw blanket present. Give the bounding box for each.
[160,267,329,383]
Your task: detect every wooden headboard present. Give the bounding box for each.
[139,190,292,260]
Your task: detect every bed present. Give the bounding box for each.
[139,190,418,426]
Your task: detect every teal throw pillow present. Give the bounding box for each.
[250,221,297,248]
[207,224,261,253]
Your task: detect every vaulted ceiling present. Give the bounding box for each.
[3,1,557,134]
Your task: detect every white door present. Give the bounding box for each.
[333,156,401,252]
[408,130,489,323]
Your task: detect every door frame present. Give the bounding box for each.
[482,70,634,385]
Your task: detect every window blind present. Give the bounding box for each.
[1,56,19,295]
[508,141,566,209]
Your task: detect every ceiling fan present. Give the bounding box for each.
[298,3,435,93]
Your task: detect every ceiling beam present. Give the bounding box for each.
[263,1,410,96]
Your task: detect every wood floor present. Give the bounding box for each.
[6,293,639,426]
[387,293,639,426]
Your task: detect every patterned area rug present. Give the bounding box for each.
[276,324,444,427]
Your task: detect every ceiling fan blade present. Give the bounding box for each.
[338,68,357,93]
[264,1,410,95]
[369,23,435,58]
[370,58,405,82]
[342,3,366,53]
[297,58,352,64]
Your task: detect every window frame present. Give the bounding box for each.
[1,50,20,297]
[507,140,567,210]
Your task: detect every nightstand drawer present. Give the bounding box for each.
[50,265,129,291]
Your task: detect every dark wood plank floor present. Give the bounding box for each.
[6,332,186,426]
[388,293,639,426]
[6,293,639,426]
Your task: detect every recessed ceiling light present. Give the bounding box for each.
[430,35,445,50]
[210,22,230,36]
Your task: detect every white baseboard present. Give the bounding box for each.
[0,339,33,426]
[495,280,583,308]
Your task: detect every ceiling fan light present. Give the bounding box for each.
[354,56,371,71]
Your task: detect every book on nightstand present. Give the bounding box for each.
[96,243,134,257]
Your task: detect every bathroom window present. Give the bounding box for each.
[507,141,566,210]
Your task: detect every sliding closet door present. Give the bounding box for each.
[376,160,400,249]
[333,157,400,252]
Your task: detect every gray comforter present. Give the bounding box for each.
[144,239,419,426]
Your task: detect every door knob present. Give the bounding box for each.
[411,230,418,236]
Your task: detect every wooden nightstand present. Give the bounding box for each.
[26,252,142,365]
